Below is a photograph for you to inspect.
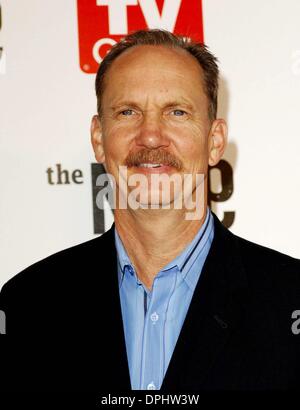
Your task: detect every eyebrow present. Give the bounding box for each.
[162,101,194,111]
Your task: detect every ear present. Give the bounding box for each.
[208,119,228,166]
[91,115,106,164]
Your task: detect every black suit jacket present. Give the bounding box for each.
[0,212,300,392]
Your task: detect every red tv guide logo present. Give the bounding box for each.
[77,0,204,73]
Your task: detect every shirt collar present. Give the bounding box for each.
[114,207,214,290]
[157,207,214,290]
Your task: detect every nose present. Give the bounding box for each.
[135,111,170,149]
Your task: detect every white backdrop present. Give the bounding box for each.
[1,0,299,288]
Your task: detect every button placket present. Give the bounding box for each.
[140,271,177,390]
[140,278,161,389]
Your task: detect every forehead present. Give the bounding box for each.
[110,44,202,71]
[102,45,206,105]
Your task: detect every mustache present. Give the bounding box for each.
[124,149,183,170]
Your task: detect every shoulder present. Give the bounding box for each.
[231,231,300,298]
[233,232,300,271]
[212,211,300,298]
[0,225,116,299]
[213,212,300,274]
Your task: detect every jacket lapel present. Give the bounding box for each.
[95,224,132,390]
[161,213,249,390]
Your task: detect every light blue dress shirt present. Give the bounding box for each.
[114,208,214,390]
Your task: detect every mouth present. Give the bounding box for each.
[137,163,164,168]
[132,162,175,174]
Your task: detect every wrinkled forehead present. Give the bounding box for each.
[102,45,207,107]
[111,44,201,67]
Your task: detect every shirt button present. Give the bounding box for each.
[150,312,159,323]
[147,382,156,390]
[126,265,134,276]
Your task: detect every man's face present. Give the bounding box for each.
[91,45,227,210]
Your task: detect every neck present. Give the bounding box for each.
[114,203,208,290]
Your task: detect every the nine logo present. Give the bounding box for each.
[77,0,204,72]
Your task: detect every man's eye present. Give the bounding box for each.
[120,109,135,116]
[171,109,186,116]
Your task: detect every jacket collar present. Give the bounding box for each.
[161,212,249,390]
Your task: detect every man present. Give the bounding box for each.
[0,29,300,392]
